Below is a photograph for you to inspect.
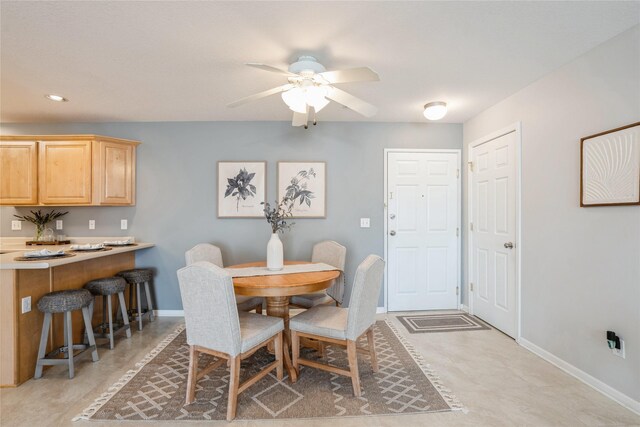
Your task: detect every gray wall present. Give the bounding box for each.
[463,26,640,402]
[1,121,462,310]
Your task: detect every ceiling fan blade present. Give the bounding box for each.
[292,108,309,127]
[326,87,378,117]
[318,67,379,84]
[227,84,294,108]
[246,63,298,77]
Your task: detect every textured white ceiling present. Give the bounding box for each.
[1,1,638,124]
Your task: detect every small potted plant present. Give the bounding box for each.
[14,209,68,242]
[261,197,294,271]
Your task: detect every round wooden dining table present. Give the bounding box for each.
[227,260,340,382]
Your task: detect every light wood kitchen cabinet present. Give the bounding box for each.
[39,140,93,204]
[0,135,140,206]
[94,139,135,205]
[0,140,38,205]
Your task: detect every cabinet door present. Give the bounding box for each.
[96,140,134,205]
[39,140,92,204]
[0,141,38,205]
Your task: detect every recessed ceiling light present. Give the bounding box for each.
[45,94,68,102]
[423,101,447,120]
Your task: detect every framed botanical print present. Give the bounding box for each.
[277,161,326,218]
[218,161,266,218]
[580,122,640,207]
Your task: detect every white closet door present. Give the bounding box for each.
[471,132,517,337]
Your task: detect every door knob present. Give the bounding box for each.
[504,242,514,249]
[390,214,396,219]
[390,230,396,236]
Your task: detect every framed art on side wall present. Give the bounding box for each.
[218,161,266,218]
[580,122,640,207]
[278,161,326,218]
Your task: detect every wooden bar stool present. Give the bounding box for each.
[116,268,155,331]
[84,277,132,349]
[34,289,99,379]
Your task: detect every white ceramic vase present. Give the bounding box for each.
[266,233,284,271]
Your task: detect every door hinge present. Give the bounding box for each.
[389,191,393,200]
[456,227,459,237]
[470,282,474,292]
[456,168,460,178]
[468,161,474,172]
[456,286,459,296]
[469,222,474,231]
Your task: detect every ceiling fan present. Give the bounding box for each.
[227,56,380,128]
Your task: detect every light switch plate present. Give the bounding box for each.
[11,220,22,231]
[89,220,96,230]
[21,296,31,314]
[56,220,63,230]
[360,218,371,228]
[120,219,128,230]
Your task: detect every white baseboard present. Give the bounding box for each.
[519,338,640,415]
[376,307,387,314]
[459,304,469,313]
[154,310,184,317]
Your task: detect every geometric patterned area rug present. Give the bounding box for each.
[74,320,463,421]
[397,313,491,334]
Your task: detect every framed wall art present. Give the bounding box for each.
[580,122,640,207]
[218,161,266,218]
[277,161,326,218]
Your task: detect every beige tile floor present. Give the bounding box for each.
[1,313,639,426]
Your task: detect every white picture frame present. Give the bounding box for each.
[277,161,326,218]
[581,122,640,207]
[218,161,266,218]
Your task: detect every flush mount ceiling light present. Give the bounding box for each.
[423,101,447,120]
[45,94,68,102]
[227,56,379,128]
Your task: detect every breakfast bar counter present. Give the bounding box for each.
[0,242,154,386]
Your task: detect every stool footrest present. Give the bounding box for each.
[38,344,97,365]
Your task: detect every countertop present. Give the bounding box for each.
[0,240,154,270]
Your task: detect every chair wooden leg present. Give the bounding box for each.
[227,356,240,421]
[185,346,198,404]
[318,341,326,358]
[366,328,378,372]
[82,306,99,362]
[255,303,262,315]
[274,332,284,381]
[291,330,300,373]
[347,340,361,397]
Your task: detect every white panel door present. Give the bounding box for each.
[471,132,517,337]
[387,151,459,311]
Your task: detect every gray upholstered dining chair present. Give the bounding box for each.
[290,240,347,308]
[185,243,263,313]
[290,255,384,397]
[177,261,284,421]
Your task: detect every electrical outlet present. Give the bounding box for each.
[56,220,63,230]
[89,220,95,230]
[360,218,370,228]
[11,220,22,231]
[21,296,31,314]
[120,219,128,230]
[613,339,625,359]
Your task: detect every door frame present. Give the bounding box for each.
[466,122,522,341]
[383,148,462,312]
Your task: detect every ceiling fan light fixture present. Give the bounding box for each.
[281,87,307,113]
[423,101,447,120]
